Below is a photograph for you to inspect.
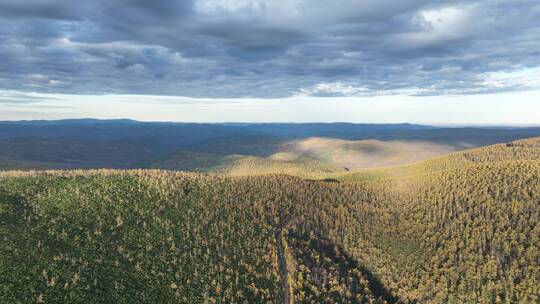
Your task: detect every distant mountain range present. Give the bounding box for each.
[1,119,540,170]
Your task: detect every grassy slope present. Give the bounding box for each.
[1,138,539,303]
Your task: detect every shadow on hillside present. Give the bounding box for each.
[287,228,399,303]
[0,190,27,226]
[305,178,340,183]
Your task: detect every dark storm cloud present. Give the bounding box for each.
[0,0,539,97]
[0,0,78,20]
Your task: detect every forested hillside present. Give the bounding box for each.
[1,138,539,303]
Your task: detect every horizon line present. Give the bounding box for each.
[1,118,540,128]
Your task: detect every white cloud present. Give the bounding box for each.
[297,82,369,97]
[298,82,436,97]
[480,66,540,90]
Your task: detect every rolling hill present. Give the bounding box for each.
[146,151,346,179]
[1,137,539,303]
[269,137,460,170]
[146,137,459,179]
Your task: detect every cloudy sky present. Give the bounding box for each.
[1,0,539,123]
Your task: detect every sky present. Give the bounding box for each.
[0,0,539,123]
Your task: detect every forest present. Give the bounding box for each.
[1,137,539,303]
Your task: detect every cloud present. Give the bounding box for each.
[480,66,540,90]
[298,82,370,97]
[399,6,474,48]
[0,90,60,104]
[0,0,539,98]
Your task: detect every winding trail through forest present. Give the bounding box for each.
[275,229,292,304]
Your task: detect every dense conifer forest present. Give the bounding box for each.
[1,137,539,303]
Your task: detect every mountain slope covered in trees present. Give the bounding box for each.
[1,137,539,303]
